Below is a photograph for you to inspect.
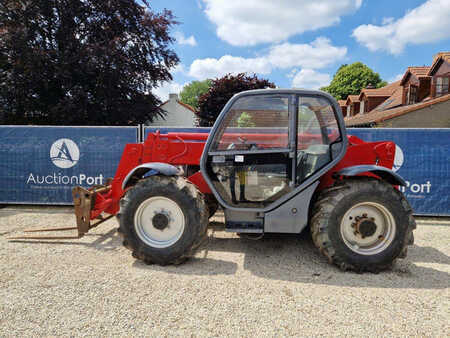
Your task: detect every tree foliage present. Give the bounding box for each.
[321,62,387,100]
[179,79,212,111]
[0,0,179,125]
[196,73,275,126]
[236,112,255,127]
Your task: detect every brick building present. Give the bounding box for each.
[344,51,450,128]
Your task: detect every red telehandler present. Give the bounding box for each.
[13,89,415,272]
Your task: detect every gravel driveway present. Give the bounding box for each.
[1,206,449,337]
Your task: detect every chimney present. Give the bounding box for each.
[169,93,179,101]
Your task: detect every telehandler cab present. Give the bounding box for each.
[13,89,415,272]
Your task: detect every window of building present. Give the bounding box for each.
[436,76,449,96]
[359,100,365,114]
[407,85,418,104]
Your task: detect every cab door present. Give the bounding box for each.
[201,93,296,209]
[296,95,343,184]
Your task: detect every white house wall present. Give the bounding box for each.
[149,100,196,127]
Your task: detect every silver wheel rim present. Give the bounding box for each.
[340,202,396,255]
[134,196,185,248]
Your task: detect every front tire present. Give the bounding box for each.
[205,194,219,218]
[311,178,415,272]
[119,175,208,265]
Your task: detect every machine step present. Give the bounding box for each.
[225,228,263,233]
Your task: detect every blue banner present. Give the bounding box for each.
[145,127,450,216]
[0,126,138,204]
[348,128,449,216]
[1,126,448,215]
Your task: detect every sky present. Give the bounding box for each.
[150,0,450,101]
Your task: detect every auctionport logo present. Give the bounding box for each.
[392,144,432,196]
[50,138,80,169]
[392,145,404,172]
[26,138,104,186]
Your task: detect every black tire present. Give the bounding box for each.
[311,178,416,272]
[205,194,219,218]
[118,175,208,265]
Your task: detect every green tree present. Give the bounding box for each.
[321,62,388,100]
[179,79,212,111]
[0,0,179,125]
[197,73,275,126]
[237,112,255,127]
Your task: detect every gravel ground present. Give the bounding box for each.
[0,205,449,337]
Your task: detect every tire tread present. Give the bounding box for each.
[310,177,415,272]
[117,176,208,265]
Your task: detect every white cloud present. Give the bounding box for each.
[189,55,271,79]
[153,81,185,101]
[172,63,186,75]
[202,0,362,46]
[287,69,298,79]
[388,73,403,83]
[291,69,331,89]
[174,31,197,46]
[382,17,395,25]
[353,0,450,54]
[188,37,346,79]
[268,37,347,69]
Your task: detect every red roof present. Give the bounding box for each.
[400,66,431,85]
[370,86,403,112]
[176,100,197,113]
[345,94,450,127]
[358,81,401,100]
[428,52,450,76]
[345,95,360,105]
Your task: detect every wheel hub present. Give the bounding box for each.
[134,196,185,249]
[340,202,396,255]
[152,213,169,230]
[355,218,377,238]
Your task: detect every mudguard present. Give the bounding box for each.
[122,162,181,190]
[336,165,406,186]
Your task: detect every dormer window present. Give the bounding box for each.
[407,85,418,104]
[436,76,449,96]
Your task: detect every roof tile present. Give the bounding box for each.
[345,95,360,104]
[176,100,197,112]
[408,66,431,77]
[359,81,401,100]
[371,86,403,112]
[400,66,431,85]
[428,52,450,75]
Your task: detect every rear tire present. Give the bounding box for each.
[311,178,415,272]
[118,175,208,265]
